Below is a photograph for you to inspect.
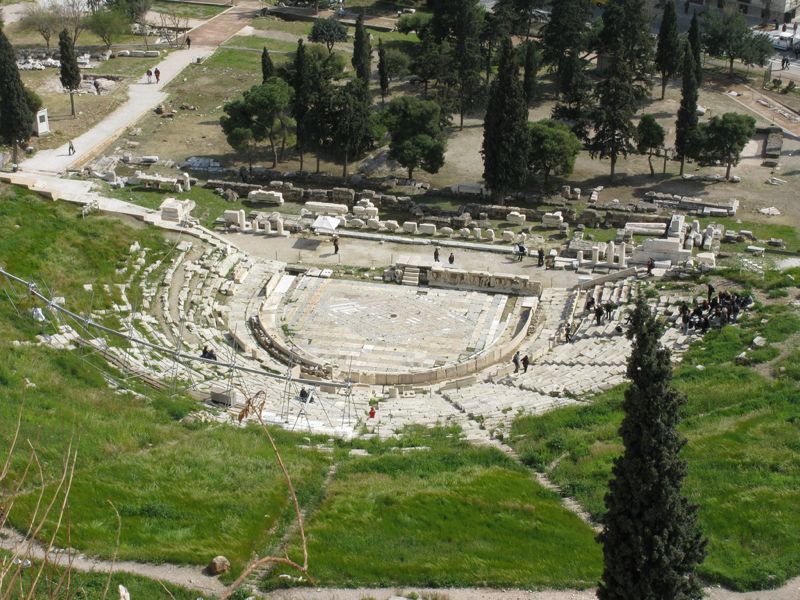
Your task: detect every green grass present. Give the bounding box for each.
[224,35,302,53]
[0,186,332,575]
[509,304,800,591]
[102,183,249,228]
[251,16,314,36]
[204,46,265,71]
[93,53,173,78]
[152,0,228,19]
[703,217,800,254]
[265,426,601,590]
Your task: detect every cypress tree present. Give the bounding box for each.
[481,37,529,197]
[599,0,654,101]
[552,48,593,142]
[589,56,638,183]
[0,27,34,164]
[541,0,591,96]
[377,39,389,103]
[352,13,371,82]
[261,47,273,84]
[522,40,538,105]
[688,12,703,86]
[598,297,707,600]
[58,29,81,118]
[292,39,312,172]
[675,43,698,176]
[655,0,680,100]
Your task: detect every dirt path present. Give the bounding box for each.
[0,527,225,596]
[188,0,262,47]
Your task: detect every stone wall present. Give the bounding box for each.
[422,265,541,297]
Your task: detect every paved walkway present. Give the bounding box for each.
[19,46,213,174]
[18,0,262,175]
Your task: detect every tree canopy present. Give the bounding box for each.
[675,43,699,175]
[703,9,773,74]
[383,96,446,179]
[482,37,529,195]
[540,0,591,96]
[599,298,707,600]
[84,8,129,50]
[655,0,681,99]
[58,29,81,118]
[0,27,35,163]
[522,40,539,105]
[220,78,294,169]
[309,17,347,54]
[636,114,665,175]
[688,12,703,85]
[527,119,581,185]
[352,13,371,82]
[693,112,755,180]
[261,47,274,84]
[330,79,374,178]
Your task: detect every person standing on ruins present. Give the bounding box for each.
[594,304,604,326]
[333,235,339,254]
[537,248,545,267]
[434,247,440,262]
[521,354,530,373]
[707,282,715,302]
[448,252,455,265]
[512,350,521,373]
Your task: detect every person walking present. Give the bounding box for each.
[186,36,191,49]
[146,69,153,83]
[333,235,339,255]
[434,247,440,262]
[448,252,455,265]
[521,354,530,373]
[537,248,545,267]
[512,350,521,373]
[594,304,604,326]
[154,67,161,83]
[646,257,654,276]
[67,140,75,155]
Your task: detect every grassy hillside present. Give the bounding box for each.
[509,301,800,591]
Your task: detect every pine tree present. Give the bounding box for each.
[540,0,591,96]
[377,39,389,103]
[688,12,703,85]
[598,297,707,600]
[522,40,538,105]
[481,37,529,197]
[352,13,371,82]
[261,47,274,84]
[655,0,680,100]
[0,27,34,164]
[675,43,698,176]
[58,29,81,118]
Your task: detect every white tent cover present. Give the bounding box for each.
[312,215,340,235]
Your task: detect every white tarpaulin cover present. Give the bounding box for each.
[312,215,340,235]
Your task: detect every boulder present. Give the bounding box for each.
[208,556,230,575]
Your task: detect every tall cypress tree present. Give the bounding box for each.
[481,37,529,197]
[523,40,538,105]
[58,29,81,118]
[589,56,638,182]
[599,0,654,101]
[655,0,680,100]
[331,79,373,178]
[688,12,703,86]
[598,297,707,600]
[540,0,591,96]
[292,39,312,172]
[0,27,34,164]
[261,47,274,84]
[352,13,371,82]
[377,39,389,103]
[675,43,698,176]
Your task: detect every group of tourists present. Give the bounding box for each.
[585,295,617,326]
[433,248,456,264]
[145,68,161,83]
[678,283,753,334]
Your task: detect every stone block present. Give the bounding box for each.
[473,227,482,240]
[367,218,382,230]
[502,230,516,242]
[459,228,471,238]
[542,211,563,227]
[349,218,365,228]
[440,226,454,236]
[305,201,348,216]
[419,223,437,235]
[384,220,399,231]
[247,189,284,205]
[507,211,526,225]
[403,221,418,234]
[485,228,495,241]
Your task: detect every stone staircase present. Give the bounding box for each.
[400,265,420,286]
